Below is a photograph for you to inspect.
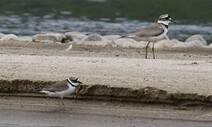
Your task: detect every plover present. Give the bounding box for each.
[39,77,83,110]
[122,14,172,59]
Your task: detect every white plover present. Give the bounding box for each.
[39,77,83,110]
[122,14,172,59]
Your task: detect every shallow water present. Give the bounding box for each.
[0,0,211,43]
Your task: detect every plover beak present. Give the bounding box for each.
[171,20,176,23]
[169,18,176,23]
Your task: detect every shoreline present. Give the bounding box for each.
[0,42,212,105]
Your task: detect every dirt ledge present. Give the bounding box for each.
[0,79,212,106]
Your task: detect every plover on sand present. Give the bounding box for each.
[39,77,83,110]
[122,14,172,59]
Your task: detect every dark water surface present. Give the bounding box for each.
[0,0,211,42]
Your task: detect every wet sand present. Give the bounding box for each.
[0,96,212,127]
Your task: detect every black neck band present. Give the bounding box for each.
[164,24,169,29]
[158,23,169,29]
[67,79,77,87]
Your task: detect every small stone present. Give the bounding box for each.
[82,40,112,46]
[32,33,66,43]
[62,36,73,43]
[0,34,19,41]
[186,34,207,44]
[78,33,113,46]
[154,40,176,49]
[168,39,187,48]
[114,38,144,48]
[18,36,32,42]
[103,35,121,41]
[185,34,207,47]
[190,62,198,65]
[84,34,103,41]
[65,32,87,41]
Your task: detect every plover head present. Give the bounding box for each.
[67,77,83,87]
[157,14,172,26]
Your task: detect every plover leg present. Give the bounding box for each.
[57,98,61,110]
[61,98,69,110]
[75,85,83,102]
[152,42,155,59]
[145,42,151,59]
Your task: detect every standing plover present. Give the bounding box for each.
[122,14,172,59]
[39,77,83,110]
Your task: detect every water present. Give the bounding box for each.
[0,0,211,43]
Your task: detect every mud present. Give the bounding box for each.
[0,79,212,106]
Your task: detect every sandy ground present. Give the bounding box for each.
[0,41,212,96]
[0,96,212,127]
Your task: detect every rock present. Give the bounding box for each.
[0,33,5,39]
[65,32,87,41]
[32,33,66,43]
[154,38,210,49]
[18,36,33,42]
[155,38,210,48]
[154,39,182,49]
[61,35,73,43]
[83,34,104,41]
[75,33,113,46]
[172,39,187,48]
[114,38,145,48]
[185,41,205,48]
[103,35,122,41]
[0,34,33,42]
[81,40,113,46]
[0,34,19,41]
[185,34,207,46]
[154,40,174,49]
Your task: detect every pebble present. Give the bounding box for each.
[0,34,19,41]
[65,32,87,41]
[0,32,210,49]
[32,33,66,43]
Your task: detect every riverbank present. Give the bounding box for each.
[0,41,212,105]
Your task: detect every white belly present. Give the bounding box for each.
[41,86,76,98]
[145,33,168,42]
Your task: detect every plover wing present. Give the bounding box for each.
[42,80,69,92]
[128,23,164,38]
